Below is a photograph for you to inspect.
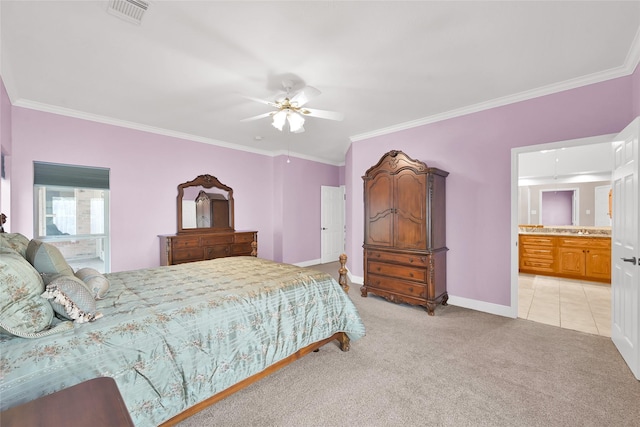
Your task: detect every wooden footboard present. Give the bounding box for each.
[338,253,350,293]
[159,255,352,427]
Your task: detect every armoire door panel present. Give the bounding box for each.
[367,212,394,246]
[395,216,426,249]
[366,175,393,217]
[365,174,394,245]
[394,171,427,249]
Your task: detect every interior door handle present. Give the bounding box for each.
[621,257,637,265]
[321,227,328,230]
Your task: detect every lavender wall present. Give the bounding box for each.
[9,105,341,272]
[541,191,573,226]
[277,155,341,264]
[347,72,637,308]
[0,79,10,155]
[0,79,12,220]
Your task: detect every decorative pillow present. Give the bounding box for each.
[75,268,110,299]
[42,275,102,323]
[26,239,74,278]
[0,247,56,338]
[0,233,30,258]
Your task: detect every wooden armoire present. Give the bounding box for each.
[361,150,449,315]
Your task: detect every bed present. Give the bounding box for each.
[0,236,365,426]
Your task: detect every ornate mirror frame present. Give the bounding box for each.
[177,174,235,234]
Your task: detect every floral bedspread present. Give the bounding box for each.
[0,256,365,426]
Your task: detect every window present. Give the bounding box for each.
[34,162,110,273]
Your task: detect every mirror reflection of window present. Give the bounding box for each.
[182,200,197,228]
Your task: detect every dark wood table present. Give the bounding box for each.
[0,377,134,427]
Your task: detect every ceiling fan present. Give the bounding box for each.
[241,82,344,133]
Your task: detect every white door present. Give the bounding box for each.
[321,185,345,264]
[611,117,640,380]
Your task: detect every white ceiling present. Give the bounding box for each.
[519,142,614,185]
[1,1,639,165]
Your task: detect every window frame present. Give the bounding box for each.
[33,162,111,273]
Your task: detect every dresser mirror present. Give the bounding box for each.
[177,174,234,233]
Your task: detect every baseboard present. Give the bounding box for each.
[447,295,517,318]
[348,272,363,285]
[346,272,516,319]
[294,258,322,268]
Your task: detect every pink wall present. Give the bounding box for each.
[0,79,10,156]
[278,155,341,264]
[347,72,637,307]
[9,104,342,271]
[541,191,573,226]
[0,79,12,217]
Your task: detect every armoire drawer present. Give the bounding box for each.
[368,260,427,282]
[366,274,426,298]
[366,250,428,267]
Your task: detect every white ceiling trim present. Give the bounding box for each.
[351,27,640,143]
[12,99,344,167]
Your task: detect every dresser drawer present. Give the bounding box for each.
[234,233,255,243]
[201,234,234,245]
[171,237,200,249]
[366,250,428,267]
[231,243,253,255]
[172,248,204,262]
[204,245,231,259]
[366,274,426,298]
[368,260,427,282]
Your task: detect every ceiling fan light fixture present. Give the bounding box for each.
[272,110,287,131]
[287,112,305,133]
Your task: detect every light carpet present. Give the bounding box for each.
[177,262,640,427]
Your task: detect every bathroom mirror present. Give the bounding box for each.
[177,174,234,233]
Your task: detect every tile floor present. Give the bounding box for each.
[518,274,611,337]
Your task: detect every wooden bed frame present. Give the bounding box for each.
[159,254,352,426]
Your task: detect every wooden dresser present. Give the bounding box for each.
[160,174,257,266]
[159,231,257,266]
[361,150,449,315]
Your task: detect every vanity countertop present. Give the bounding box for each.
[518,225,611,238]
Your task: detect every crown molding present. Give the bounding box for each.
[351,27,640,143]
[11,99,345,167]
[272,150,344,166]
[12,99,270,156]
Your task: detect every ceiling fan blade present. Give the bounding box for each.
[290,86,321,107]
[240,112,274,122]
[301,108,344,121]
[241,95,278,107]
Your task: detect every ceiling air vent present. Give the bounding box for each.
[107,0,149,25]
